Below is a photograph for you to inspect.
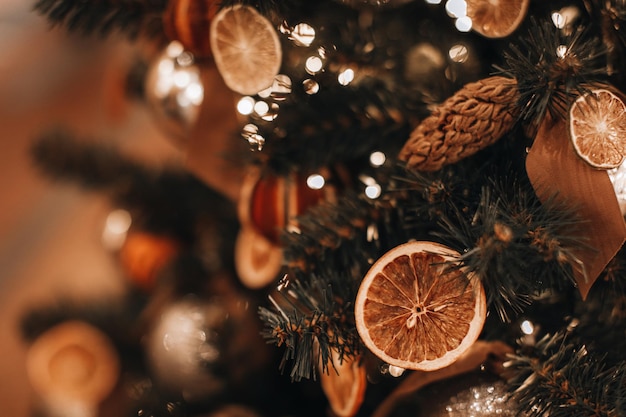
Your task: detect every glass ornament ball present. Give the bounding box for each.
[144,41,204,145]
[145,298,230,401]
[388,371,516,417]
[145,295,272,402]
[162,0,219,58]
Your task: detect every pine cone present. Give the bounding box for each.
[399,76,519,172]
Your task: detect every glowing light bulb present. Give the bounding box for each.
[290,23,316,47]
[305,56,324,74]
[449,44,469,63]
[520,320,534,335]
[173,70,190,88]
[101,209,132,250]
[455,16,472,32]
[237,96,255,115]
[388,365,405,377]
[254,100,270,116]
[365,184,382,199]
[166,41,184,58]
[306,174,325,190]
[184,83,204,105]
[369,151,386,167]
[303,79,320,94]
[338,68,355,86]
[445,0,467,18]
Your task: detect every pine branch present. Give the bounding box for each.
[508,332,626,417]
[254,79,411,174]
[31,130,153,190]
[33,0,168,39]
[259,272,361,382]
[282,191,379,270]
[31,131,238,248]
[435,177,586,322]
[497,18,607,128]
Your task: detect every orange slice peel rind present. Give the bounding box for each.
[570,88,626,169]
[466,0,529,39]
[210,5,282,95]
[354,241,487,372]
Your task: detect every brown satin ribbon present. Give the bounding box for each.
[525,114,626,299]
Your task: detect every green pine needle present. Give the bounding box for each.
[497,18,607,128]
[508,332,626,417]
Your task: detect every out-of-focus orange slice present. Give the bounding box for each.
[210,5,282,95]
[466,0,529,38]
[318,347,367,417]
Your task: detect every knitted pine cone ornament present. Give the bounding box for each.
[399,76,519,171]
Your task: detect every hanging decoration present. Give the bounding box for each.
[354,241,487,371]
[144,40,204,143]
[25,321,120,416]
[317,347,367,417]
[398,76,519,172]
[371,341,513,417]
[234,166,346,288]
[118,230,181,293]
[209,5,282,96]
[465,0,530,38]
[162,0,220,58]
[525,110,626,299]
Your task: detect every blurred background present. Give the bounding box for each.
[0,2,184,415]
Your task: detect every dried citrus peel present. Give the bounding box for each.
[354,241,487,372]
[210,5,282,95]
[466,0,529,38]
[318,347,367,417]
[570,88,626,169]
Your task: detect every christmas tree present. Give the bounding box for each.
[19,0,626,416]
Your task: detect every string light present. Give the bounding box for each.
[305,56,324,74]
[290,23,316,47]
[306,174,325,190]
[338,68,355,86]
[237,96,255,115]
[303,79,320,94]
[101,209,132,250]
[445,0,467,18]
[455,16,472,32]
[369,151,386,167]
[388,365,405,377]
[254,100,270,116]
[520,320,534,335]
[449,44,469,63]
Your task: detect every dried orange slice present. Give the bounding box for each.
[234,225,283,289]
[210,5,282,95]
[26,321,120,405]
[570,88,626,169]
[354,241,486,371]
[466,0,529,38]
[317,346,367,417]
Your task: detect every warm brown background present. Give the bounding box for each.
[0,3,190,415]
